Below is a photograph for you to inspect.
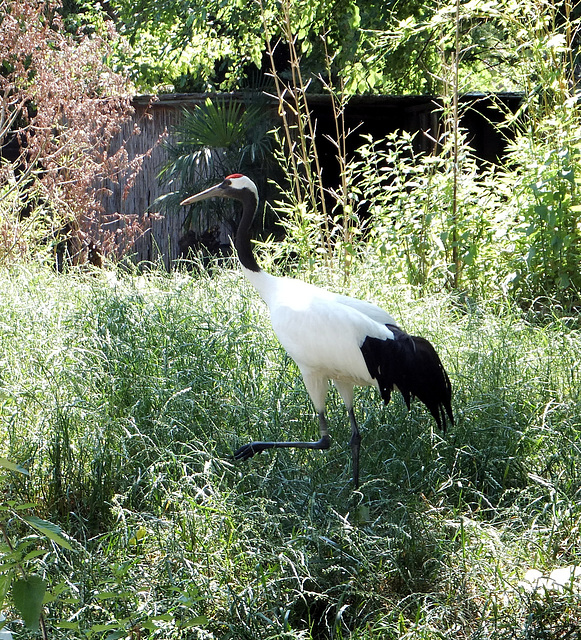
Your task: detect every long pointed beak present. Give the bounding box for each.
[181,183,226,206]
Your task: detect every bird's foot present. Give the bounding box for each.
[233,442,265,461]
[233,435,332,462]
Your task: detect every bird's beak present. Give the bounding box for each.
[180,183,226,206]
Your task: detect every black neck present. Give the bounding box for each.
[234,189,261,273]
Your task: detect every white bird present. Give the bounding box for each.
[182,174,453,488]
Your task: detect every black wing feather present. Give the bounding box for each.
[360,325,453,431]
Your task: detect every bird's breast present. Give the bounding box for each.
[269,298,390,386]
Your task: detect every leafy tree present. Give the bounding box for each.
[62,0,432,93]
[61,0,569,95]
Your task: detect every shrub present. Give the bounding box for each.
[0,0,151,266]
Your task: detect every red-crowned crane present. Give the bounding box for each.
[181,174,453,488]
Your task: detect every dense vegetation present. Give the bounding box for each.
[63,0,579,95]
[1,263,581,638]
[2,0,581,636]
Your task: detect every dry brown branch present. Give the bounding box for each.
[0,0,153,265]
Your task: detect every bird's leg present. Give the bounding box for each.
[233,411,331,461]
[348,408,362,489]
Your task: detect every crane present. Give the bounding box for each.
[181,174,453,488]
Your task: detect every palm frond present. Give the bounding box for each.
[155,96,274,233]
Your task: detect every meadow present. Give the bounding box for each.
[1,260,581,639]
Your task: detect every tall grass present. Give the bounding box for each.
[0,262,580,638]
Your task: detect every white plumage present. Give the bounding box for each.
[251,271,394,390]
[182,174,453,487]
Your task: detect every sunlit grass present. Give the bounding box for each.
[0,261,580,638]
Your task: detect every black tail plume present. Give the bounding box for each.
[360,326,453,431]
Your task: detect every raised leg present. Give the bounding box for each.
[348,408,362,488]
[233,411,332,461]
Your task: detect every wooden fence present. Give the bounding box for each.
[102,92,521,267]
[100,94,216,268]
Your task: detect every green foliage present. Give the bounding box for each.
[350,130,508,297]
[0,460,73,635]
[344,111,581,309]
[259,0,581,311]
[57,0,580,98]
[0,459,28,475]
[22,517,73,551]
[13,575,46,631]
[61,0,436,94]
[0,180,60,266]
[63,0,571,95]
[504,138,581,306]
[495,2,581,308]
[0,264,580,637]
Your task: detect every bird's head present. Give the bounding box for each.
[181,174,258,206]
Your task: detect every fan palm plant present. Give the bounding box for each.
[157,97,273,236]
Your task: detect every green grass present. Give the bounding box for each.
[0,262,581,638]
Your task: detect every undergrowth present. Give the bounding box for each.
[0,262,580,638]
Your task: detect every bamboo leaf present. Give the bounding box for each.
[182,615,209,629]
[0,459,28,475]
[13,575,46,630]
[22,516,73,550]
